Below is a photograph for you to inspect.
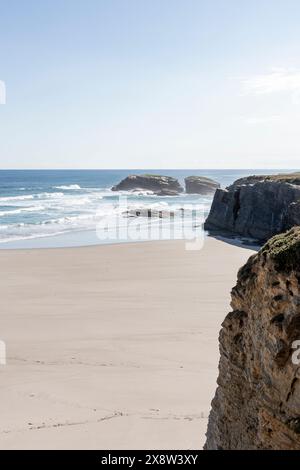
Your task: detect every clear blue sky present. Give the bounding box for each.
[1,0,300,169]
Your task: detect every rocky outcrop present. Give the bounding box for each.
[204,173,300,241]
[124,208,175,218]
[205,227,300,450]
[185,176,220,194]
[111,174,183,195]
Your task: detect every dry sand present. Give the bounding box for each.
[0,237,255,450]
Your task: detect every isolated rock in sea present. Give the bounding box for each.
[111,174,183,195]
[204,172,300,241]
[205,227,300,450]
[184,176,220,194]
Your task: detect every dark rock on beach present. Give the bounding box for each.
[124,208,175,218]
[184,176,220,195]
[205,172,300,242]
[111,174,183,195]
[205,227,300,450]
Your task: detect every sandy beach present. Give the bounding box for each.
[0,237,255,450]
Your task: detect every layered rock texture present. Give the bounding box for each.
[111,174,183,195]
[205,173,300,241]
[184,176,220,195]
[205,227,300,450]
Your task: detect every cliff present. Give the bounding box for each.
[205,227,300,450]
[204,172,300,242]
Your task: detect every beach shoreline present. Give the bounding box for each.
[0,237,255,449]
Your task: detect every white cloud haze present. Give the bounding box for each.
[0,80,6,104]
[245,115,282,125]
[240,68,300,96]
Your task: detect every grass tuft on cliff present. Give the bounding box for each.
[261,227,300,272]
[231,172,300,189]
[264,172,300,184]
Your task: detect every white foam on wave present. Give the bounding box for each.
[38,192,64,199]
[0,230,67,244]
[0,192,64,203]
[54,184,82,190]
[0,212,101,243]
[0,194,35,202]
[0,184,209,244]
[0,205,45,217]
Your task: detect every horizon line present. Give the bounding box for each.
[0,168,299,172]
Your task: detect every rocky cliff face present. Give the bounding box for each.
[204,173,300,242]
[205,227,300,450]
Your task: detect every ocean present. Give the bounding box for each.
[0,169,290,249]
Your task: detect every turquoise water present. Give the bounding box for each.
[0,169,292,248]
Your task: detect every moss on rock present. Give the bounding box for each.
[261,227,300,272]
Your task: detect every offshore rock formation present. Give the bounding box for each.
[184,176,220,195]
[205,227,300,450]
[205,173,300,242]
[111,174,183,195]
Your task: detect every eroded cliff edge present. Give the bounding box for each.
[204,172,300,242]
[205,227,300,450]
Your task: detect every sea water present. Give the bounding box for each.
[0,169,290,249]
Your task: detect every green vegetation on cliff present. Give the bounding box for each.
[262,227,300,272]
